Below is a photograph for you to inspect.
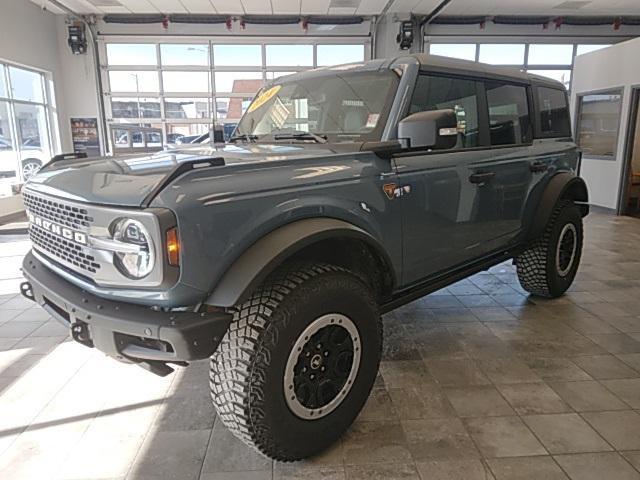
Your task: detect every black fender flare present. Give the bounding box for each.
[205,217,395,308]
[529,172,589,239]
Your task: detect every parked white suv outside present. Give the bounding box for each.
[0,137,48,180]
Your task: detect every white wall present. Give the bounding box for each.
[571,37,640,210]
[0,0,61,85]
[55,16,100,153]
[0,0,66,148]
[0,0,102,153]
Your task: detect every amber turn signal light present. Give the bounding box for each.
[166,227,180,266]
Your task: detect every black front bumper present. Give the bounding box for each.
[21,251,232,371]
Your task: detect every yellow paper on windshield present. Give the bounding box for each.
[248,85,281,113]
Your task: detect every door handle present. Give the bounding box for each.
[530,161,548,173]
[469,172,496,184]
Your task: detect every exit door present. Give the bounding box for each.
[621,90,640,217]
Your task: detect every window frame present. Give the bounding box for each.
[0,60,59,184]
[574,87,624,161]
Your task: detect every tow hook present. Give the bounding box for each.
[71,321,94,348]
[20,281,35,302]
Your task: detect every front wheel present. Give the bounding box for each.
[21,159,42,180]
[516,200,584,298]
[210,263,382,461]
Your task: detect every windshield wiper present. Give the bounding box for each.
[229,133,258,143]
[273,131,328,144]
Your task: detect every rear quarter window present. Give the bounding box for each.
[536,86,571,138]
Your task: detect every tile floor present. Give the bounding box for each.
[2,211,640,479]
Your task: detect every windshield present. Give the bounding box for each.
[234,69,400,143]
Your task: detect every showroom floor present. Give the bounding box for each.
[2,211,640,479]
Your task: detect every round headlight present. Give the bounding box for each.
[113,219,155,279]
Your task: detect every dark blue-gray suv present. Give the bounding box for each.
[20,54,588,460]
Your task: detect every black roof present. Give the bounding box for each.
[407,53,565,89]
[273,53,566,91]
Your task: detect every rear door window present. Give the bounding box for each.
[409,74,481,149]
[537,86,571,137]
[486,82,532,146]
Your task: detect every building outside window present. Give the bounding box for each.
[102,40,368,145]
[0,62,59,197]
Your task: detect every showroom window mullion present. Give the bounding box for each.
[106,65,159,71]
[156,43,167,145]
[526,63,573,69]
[2,65,20,180]
[262,43,267,84]
[211,41,219,130]
[43,73,59,154]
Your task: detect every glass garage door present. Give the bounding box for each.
[426,42,613,91]
[101,40,368,146]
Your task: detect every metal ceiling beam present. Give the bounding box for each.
[421,0,453,27]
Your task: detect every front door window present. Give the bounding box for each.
[409,74,480,149]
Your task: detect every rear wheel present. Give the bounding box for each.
[516,200,583,298]
[209,263,382,460]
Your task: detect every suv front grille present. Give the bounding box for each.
[30,224,101,274]
[23,190,103,277]
[23,188,165,289]
[23,191,93,230]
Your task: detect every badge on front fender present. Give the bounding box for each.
[383,183,396,200]
[383,183,411,200]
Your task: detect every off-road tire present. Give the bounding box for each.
[209,263,382,461]
[516,200,583,298]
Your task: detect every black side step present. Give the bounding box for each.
[380,249,520,314]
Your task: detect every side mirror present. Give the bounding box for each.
[398,109,458,150]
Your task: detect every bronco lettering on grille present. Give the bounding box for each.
[27,212,88,245]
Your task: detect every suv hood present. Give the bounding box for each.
[25,142,362,207]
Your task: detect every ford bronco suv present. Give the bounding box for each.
[20,54,588,461]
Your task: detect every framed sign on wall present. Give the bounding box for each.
[70,117,100,158]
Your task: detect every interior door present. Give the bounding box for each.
[623,90,640,217]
